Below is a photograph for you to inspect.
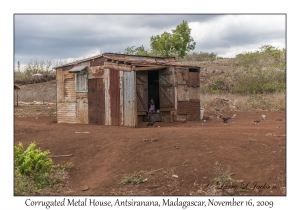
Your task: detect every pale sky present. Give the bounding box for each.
[14,14,286,65]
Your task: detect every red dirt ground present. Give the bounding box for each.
[14,106,286,196]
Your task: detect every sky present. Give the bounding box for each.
[14,14,286,66]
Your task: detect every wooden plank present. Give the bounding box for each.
[177,85,190,101]
[136,88,147,110]
[136,75,147,83]
[104,62,132,71]
[136,71,148,113]
[160,87,174,106]
[56,68,64,102]
[76,98,88,124]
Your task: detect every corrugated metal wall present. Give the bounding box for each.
[64,79,76,101]
[122,71,137,127]
[57,103,76,123]
[110,69,120,125]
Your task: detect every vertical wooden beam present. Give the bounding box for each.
[104,69,111,125]
[56,68,65,102]
[119,71,124,126]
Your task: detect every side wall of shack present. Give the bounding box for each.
[56,56,138,127]
[157,66,200,123]
[56,62,89,124]
[174,67,200,121]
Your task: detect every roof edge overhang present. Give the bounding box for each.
[53,54,104,69]
[53,53,200,70]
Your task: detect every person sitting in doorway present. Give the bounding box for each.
[147,99,155,119]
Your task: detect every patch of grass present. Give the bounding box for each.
[213,161,235,185]
[248,138,256,142]
[120,170,154,185]
[266,133,273,136]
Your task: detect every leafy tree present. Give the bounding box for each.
[124,45,150,56]
[150,32,173,57]
[150,20,196,59]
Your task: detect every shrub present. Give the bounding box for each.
[14,142,72,195]
[14,142,53,176]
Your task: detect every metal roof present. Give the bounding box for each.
[68,65,88,72]
[53,53,199,69]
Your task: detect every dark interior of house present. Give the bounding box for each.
[148,70,160,111]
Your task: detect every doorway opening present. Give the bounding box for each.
[148,70,160,111]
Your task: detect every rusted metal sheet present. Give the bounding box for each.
[89,66,105,79]
[177,85,190,101]
[159,68,175,109]
[189,72,200,87]
[109,69,120,126]
[90,56,105,67]
[56,68,64,102]
[76,98,88,124]
[64,78,76,102]
[136,71,148,115]
[123,71,137,127]
[57,102,76,123]
[177,101,200,121]
[88,78,105,124]
[119,71,124,125]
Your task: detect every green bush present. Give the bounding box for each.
[14,142,53,176]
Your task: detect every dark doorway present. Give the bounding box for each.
[148,70,160,111]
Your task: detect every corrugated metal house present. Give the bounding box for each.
[53,53,200,127]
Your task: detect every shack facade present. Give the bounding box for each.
[54,53,200,127]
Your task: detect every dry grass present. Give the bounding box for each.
[200,92,285,112]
